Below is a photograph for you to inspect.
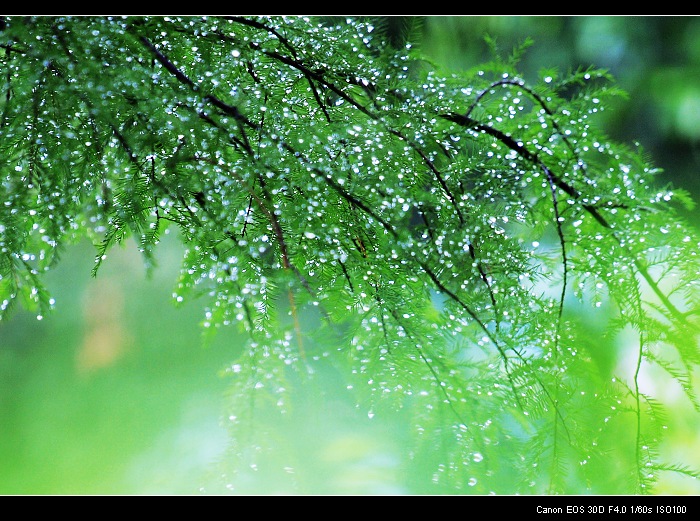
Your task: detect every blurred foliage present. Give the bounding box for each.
[0,237,236,494]
[418,16,700,225]
[0,16,699,496]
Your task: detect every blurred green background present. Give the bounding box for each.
[1,16,699,495]
[420,16,700,227]
[0,236,238,494]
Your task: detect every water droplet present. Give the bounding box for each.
[468,477,477,486]
[472,452,484,463]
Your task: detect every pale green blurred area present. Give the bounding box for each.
[2,236,698,494]
[0,235,239,494]
[1,16,699,495]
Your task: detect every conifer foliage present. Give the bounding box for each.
[1,16,699,493]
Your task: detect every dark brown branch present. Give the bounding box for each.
[223,16,299,58]
[443,111,695,331]
[138,34,258,133]
[138,36,195,88]
[244,39,465,223]
[468,241,500,329]
[442,112,609,227]
[276,140,398,239]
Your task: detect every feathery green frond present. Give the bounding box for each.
[1,15,698,494]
